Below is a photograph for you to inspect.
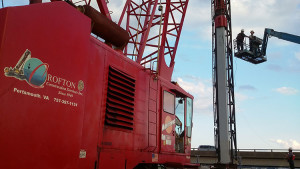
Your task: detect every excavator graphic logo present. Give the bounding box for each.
[4,49,49,88]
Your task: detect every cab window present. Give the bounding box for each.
[186,97,193,137]
[163,91,175,114]
[175,97,184,137]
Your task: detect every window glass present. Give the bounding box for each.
[186,97,193,137]
[163,91,175,114]
[175,97,185,136]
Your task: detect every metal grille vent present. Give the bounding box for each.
[105,66,135,130]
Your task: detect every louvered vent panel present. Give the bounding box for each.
[105,66,135,130]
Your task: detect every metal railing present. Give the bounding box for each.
[237,149,300,152]
[191,148,300,152]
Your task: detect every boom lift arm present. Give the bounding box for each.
[261,28,300,56]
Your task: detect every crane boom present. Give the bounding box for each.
[261,28,300,56]
[118,0,189,81]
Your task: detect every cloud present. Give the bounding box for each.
[287,53,300,73]
[272,139,300,149]
[175,77,213,115]
[183,1,211,41]
[274,87,299,95]
[266,64,282,72]
[184,0,300,45]
[238,85,256,91]
[235,93,250,102]
[231,0,300,38]
[10,0,299,45]
[228,85,255,104]
[264,52,300,73]
[175,76,255,115]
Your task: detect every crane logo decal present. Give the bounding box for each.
[4,49,49,88]
[161,115,174,146]
[162,115,175,134]
[3,49,85,94]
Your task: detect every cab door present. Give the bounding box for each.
[160,90,176,153]
[185,97,193,154]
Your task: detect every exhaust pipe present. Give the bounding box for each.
[29,0,42,4]
[79,5,129,50]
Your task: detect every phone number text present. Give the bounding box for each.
[54,98,78,107]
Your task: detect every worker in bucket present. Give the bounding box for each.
[236,29,248,51]
[287,147,295,169]
[249,30,255,53]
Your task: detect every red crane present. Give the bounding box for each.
[0,0,197,169]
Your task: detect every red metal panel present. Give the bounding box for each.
[150,87,157,100]
[149,98,157,112]
[98,150,126,168]
[150,76,158,90]
[78,39,106,169]
[0,1,196,168]
[0,2,91,169]
[100,43,147,152]
[149,110,157,123]
[149,122,156,135]
[149,134,157,147]
[215,15,227,28]
[0,8,7,53]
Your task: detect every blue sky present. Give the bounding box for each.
[173,0,300,149]
[4,0,300,150]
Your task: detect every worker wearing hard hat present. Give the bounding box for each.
[249,30,255,37]
[287,147,295,169]
[236,29,248,51]
[249,30,255,52]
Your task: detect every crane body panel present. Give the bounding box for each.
[0,2,197,169]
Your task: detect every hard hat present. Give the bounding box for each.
[250,30,254,33]
[289,147,293,151]
[241,29,244,32]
